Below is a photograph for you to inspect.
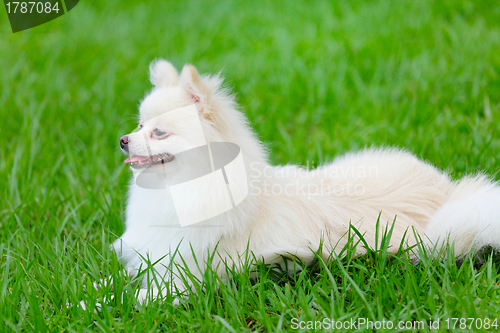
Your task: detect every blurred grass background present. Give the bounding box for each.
[1,0,500,331]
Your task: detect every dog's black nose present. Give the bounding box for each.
[120,135,129,151]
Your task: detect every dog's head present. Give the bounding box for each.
[120,60,235,171]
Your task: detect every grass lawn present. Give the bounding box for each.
[1,0,500,331]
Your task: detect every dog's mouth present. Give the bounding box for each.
[124,153,175,169]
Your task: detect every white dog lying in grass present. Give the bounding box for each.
[113,59,500,303]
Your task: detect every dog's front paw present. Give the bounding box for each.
[136,288,157,304]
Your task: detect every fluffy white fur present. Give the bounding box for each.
[113,59,500,301]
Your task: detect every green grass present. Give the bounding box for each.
[1,0,500,331]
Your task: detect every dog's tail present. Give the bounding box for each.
[424,174,500,256]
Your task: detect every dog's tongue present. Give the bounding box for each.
[124,155,150,163]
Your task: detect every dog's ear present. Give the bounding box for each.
[149,59,179,87]
[179,64,213,117]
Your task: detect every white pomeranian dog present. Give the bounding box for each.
[114,59,500,301]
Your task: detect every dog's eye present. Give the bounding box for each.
[153,128,168,138]
[139,124,143,129]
